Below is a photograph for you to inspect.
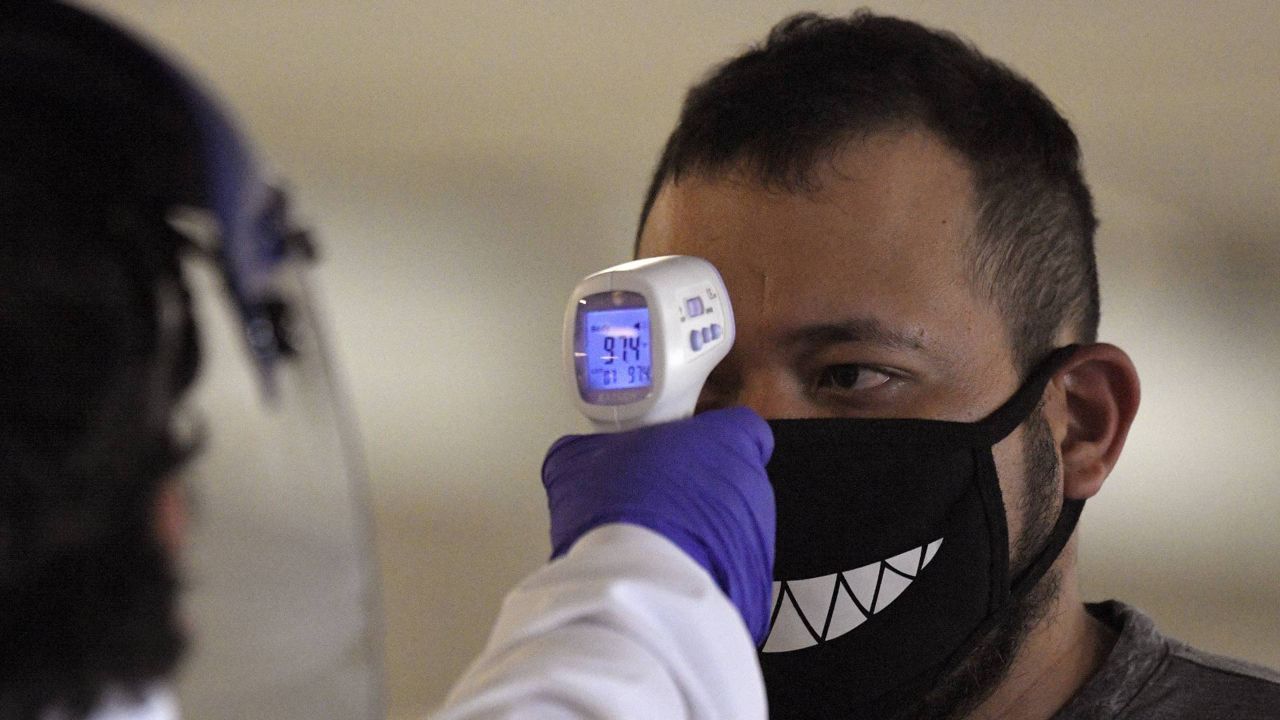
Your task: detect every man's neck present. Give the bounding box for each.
[964,562,1116,720]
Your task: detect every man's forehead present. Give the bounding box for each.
[635,129,1001,371]
[643,133,973,282]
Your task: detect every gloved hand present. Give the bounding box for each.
[541,406,776,644]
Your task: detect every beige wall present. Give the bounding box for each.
[79,2,1280,718]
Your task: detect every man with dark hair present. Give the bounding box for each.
[636,10,1280,719]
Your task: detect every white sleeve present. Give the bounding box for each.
[431,524,767,720]
[44,686,179,720]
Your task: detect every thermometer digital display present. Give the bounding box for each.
[564,256,734,431]
[581,306,652,392]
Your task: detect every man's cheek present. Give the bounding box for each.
[990,428,1029,560]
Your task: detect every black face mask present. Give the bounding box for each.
[759,346,1083,719]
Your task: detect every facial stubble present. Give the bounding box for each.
[893,404,1064,720]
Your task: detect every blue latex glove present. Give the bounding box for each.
[541,406,776,644]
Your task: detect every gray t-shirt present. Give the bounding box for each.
[1053,601,1280,718]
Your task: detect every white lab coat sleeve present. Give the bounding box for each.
[431,523,767,720]
[43,686,179,720]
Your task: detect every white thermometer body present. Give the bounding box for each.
[564,255,734,432]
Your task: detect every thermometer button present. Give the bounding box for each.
[710,323,722,340]
[690,329,704,352]
[701,326,713,344]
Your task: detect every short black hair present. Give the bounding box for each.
[639,10,1099,370]
[0,3,203,717]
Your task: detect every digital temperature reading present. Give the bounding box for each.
[583,308,652,391]
[565,256,733,429]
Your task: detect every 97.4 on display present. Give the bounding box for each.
[564,255,735,432]
[586,309,652,390]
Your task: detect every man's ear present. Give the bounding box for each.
[1050,343,1141,500]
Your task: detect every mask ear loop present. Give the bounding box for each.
[975,343,1087,594]
[968,344,1083,446]
[972,344,1089,655]
[1009,499,1084,596]
[857,345,1089,717]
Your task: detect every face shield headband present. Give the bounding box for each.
[159,60,316,394]
[759,345,1083,719]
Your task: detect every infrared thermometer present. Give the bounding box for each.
[564,255,735,432]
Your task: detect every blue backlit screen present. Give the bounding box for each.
[583,308,652,391]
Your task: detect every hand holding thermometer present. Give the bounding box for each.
[552,257,773,645]
[564,255,735,431]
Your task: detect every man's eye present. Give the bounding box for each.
[816,364,892,393]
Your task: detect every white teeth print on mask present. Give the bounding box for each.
[760,347,1084,719]
[762,539,944,653]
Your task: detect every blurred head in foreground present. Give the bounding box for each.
[1,3,319,717]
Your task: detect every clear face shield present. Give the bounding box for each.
[168,204,380,720]
[162,76,383,718]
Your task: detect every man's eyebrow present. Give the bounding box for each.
[780,317,931,354]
